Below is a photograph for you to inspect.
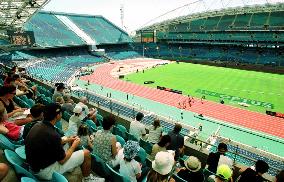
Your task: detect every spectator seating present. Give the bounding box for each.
[173,174,187,182]
[91,153,110,178]
[115,135,126,147]
[52,172,68,182]
[106,164,130,182]
[67,15,132,45]
[4,149,38,180]
[139,139,153,155]
[21,177,36,182]
[24,11,84,47]
[0,134,22,151]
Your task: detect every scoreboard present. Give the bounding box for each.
[140,31,155,43]
[7,30,35,46]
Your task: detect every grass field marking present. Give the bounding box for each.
[195,89,274,109]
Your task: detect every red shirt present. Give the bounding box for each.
[3,121,21,140]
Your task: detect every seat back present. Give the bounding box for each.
[115,135,126,147]
[52,172,68,182]
[85,119,97,133]
[126,132,138,141]
[139,139,153,155]
[62,111,72,121]
[4,149,37,180]
[0,134,20,150]
[135,147,147,166]
[21,177,36,182]
[113,126,127,140]
[203,168,215,181]
[116,124,127,133]
[91,153,110,178]
[172,174,187,182]
[106,164,130,182]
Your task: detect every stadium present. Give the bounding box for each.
[0,0,283,181]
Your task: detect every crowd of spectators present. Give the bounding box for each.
[0,65,279,182]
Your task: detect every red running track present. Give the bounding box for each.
[81,59,284,138]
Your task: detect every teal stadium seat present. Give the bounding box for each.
[4,149,37,180]
[91,153,110,178]
[52,172,68,182]
[115,135,126,147]
[0,134,22,150]
[139,139,153,155]
[106,164,130,182]
[85,119,97,133]
[21,177,36,182]
[173,174,187,182]
[126,132,138,141]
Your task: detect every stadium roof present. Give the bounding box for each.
[137,0,284,31]
[0,0,50,33]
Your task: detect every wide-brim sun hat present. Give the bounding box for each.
[152,151,175,175]
[184,156,201,172]
[216,164,232,180]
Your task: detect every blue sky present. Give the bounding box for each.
[43,0,283,33]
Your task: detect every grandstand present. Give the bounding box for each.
[0,0,284,181]
[135,3,284,68]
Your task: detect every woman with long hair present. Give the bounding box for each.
[147,119,163,144]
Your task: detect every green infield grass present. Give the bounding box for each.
[123,62,284,113]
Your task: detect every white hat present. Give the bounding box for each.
[73,105,82,114]
[152,151,175,175]
[184,156,201,172]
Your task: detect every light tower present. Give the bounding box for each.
[120,4,124,30]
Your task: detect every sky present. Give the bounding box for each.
[43,0,284,33]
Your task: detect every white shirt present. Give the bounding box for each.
[218,155,233,169]
[119,159,141,182]
[129,120,146,140]
[67,115,81,136]
[147,126,163,144]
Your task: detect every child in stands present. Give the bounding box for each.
[119,140,142,182]
[0,102,23,141]
[77,124,93,151]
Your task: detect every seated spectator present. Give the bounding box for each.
[0,163,8,181]
[0,85,26,118]
[0,102,23,141]
[52,83,66,102]
[3,72,13,86]
[167,123,184,160]
[25,103,93,181]
[11,74,36,99]
[206,143,233,173]
[150,135,171,161]
[119,141,141,182]
[207,164,233,182]
[22,104,45,139]
[93,115,118,166]
[55,96,64,105]
[237,160,269,182]
[67,105,83,136]
[62,95,75,113]
[275,170,284,182]
[77,124,93,150]
[129,112,146,140]
[147,151,175,182]
[76,97,97,123]
[177,156,204,182]
[147,119,163,144]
